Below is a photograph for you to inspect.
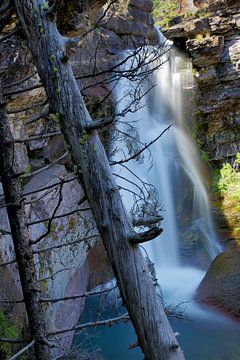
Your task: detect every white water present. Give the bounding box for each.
[113,33,221,303]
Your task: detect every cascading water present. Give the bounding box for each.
[113,34,220,274]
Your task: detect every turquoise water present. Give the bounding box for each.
[72,286,240,360]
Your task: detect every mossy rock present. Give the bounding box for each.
[196,248,240,318]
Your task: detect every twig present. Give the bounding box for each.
[0,259,16,267]
[21,151,69,179]
[4,72,38,89]
[23,175,78,197]
[30,179,64,245]
[26,105,49,125]
[40,285,117,303]
[27,206,90,227]
[129,227,163,245]
[110,125,172,166]
[14,131,61,143]
[3,83,43,97]
[0,337,26,344]
[33,234,98,254]
[48,313,129,336]
[0,28,20,43]
[6,99,48,114]
[8,340,35,360]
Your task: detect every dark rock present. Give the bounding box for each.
[196,248,240,318]
[163,1,240,161]
[187,35,224,67]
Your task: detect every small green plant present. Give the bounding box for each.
[218,163,235,192]
[0,310,19,357]
[212,160,240,199]
[42,2,49,11]
[152,0,180,27]
[200,150,210,165]
[56,87,61,94]
[236,152,240,165]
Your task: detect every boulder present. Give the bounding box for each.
[196,248,240,318]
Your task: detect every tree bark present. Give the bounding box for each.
[0,84,49,359]
[14,2,185,359]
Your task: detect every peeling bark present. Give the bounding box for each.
[14,1,185,359]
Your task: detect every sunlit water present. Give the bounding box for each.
[73,34,240,359]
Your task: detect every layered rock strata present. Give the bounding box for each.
[163,0,240,162]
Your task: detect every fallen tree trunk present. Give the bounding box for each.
[15,1,185,359]
[0,84,49,359]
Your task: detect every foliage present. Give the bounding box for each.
[213,161,239,196]
[0,310,18,358]
[200,149,211,166]
[235,152,240,165]
[152,0,180,27]
[212,155,240,211]
[212,156,240,240]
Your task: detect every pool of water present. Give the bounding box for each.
[72,269,240,360]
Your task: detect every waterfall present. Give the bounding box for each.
[113,33,221,275]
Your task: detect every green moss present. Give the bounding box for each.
[68,217,77,232]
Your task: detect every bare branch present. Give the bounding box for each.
[3,83,43,97]
[33,234,98,254]
[48,313,129,336]
[85,117,114,132]
[40,285,117,303]
[0,259,16,267]
[0,338,26,344]
[0,28,20,43]
[14,130,61,143]
[6,99,48,114]
[30,179,64,245]
[132,216,163,227]
[23,175,78,197]
[111,125,172,166]
[3,72,38,89]
[25,105,49,125]
[21,151,69,179]
[46,0,59,16]
[129,227,163,245]
[27,206,90,227]
[0,298,23,304]
[8,340,35,360]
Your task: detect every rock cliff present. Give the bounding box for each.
[163,0,240,163]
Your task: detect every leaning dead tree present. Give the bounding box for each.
[12,1,185,359]
[0,84,49,359]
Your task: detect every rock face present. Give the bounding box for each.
[196,247,240,318]
[163,0,240,162]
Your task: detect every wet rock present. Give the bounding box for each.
[196,248,240,318]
